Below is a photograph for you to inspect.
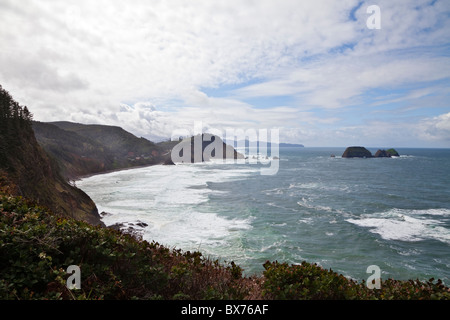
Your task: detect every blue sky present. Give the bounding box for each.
[0,0,449,147]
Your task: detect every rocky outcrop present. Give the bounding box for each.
[342,146,373,158]
[374,149,390,157]
[170,133,245,163]
[109,220,148,239]
[386,148,400,157]
[374,148,400,157]
[342,146,400,158]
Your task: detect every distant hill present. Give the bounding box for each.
[33,121,169,180]
[0,85,102,226]
[49,121,160,159]
[279,143,304,148]
[33,122,245,177]
[226,139,304,149]
[170,133,245,164]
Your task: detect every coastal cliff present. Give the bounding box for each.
[0,85,103,226]
[33,121,167,181]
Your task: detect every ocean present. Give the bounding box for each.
[77,147,450,284]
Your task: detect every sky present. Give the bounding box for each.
[0,0,449,147]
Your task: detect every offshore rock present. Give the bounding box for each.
[386,148,400,157]
[374,148,400,157]
[374,149,391,157]
[342,146,373,158]
[109,221,148,239]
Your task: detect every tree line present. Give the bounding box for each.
[0,84,34,168]
[0,85,33,127]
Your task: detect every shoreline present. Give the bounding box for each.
[74,162,167,232]
[74,162,167,182]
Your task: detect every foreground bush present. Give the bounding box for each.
[262,261,450,300]
[0,194,249,300]
[1,192,449,300]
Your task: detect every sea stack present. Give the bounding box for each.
[374,148,400,157]
[342,146,373,158]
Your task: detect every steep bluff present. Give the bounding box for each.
[0,85,103,226]
[33,121,167,181]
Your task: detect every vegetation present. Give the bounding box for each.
[386,148,400,157]
[0,192,254,300]
[0,86,102,226]
[33,121,170,181]
[0,85,33,169]
[0,190,448,300]
[262,261,450,300]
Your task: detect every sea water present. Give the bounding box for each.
[77,148,450,283]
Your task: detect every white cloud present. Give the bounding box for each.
[416,112,450,143]
[0,0,449,147]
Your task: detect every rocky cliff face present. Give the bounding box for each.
[0,86,103,226]
[373,148,400,157]
[374,149,391,157]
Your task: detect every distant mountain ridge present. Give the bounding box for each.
[226,139,304,148]
[33,121,171,180]
[33,122,252,178]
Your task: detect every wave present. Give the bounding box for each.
[296,197,346,214]
[347,208,450,244]
[77,163,256,256]
[297,199,333,212]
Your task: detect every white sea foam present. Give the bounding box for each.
[297,198,334,212]
[298,218,314,224]
[347,208,450,244]
[77,164,256,252]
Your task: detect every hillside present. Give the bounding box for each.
[1,192,448,301]
[0,85,102,226]
[225,140,304,149]
[32,122,116,180]
[34,122,245,177]
[33,121,168,180]
[0,193,253,300]
[50,121,161,159]
[170,133,245,163]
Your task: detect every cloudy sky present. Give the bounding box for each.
[1,0,449,147]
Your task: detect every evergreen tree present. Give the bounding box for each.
[0,84,35,167]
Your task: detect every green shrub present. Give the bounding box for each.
[0,194,248,300]
[1,193,449,300]
[262,261,365,300]
[262,261,450,300]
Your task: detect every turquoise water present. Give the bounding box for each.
[78,148,450,283]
